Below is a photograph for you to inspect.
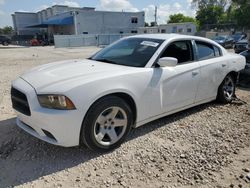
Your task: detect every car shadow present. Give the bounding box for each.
[0,101,243,187]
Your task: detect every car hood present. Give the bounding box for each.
[214,39,224,43]
[236,39,248,44]
[20,59,132,91]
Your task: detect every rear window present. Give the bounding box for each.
[196,41,215,60]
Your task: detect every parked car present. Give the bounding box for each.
[213,35,234,48]
[11,34,246,151]
[0,35,11,46]
[239,45,250,86]
[234,39,249,53]
[231,33,247,44]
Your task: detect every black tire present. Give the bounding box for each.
[217,74,236,103]
[3,41,9,46]
[80,96,133,152]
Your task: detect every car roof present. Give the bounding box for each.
[129,33,219,44]
[129,34,199,40]
[127,34,228,54]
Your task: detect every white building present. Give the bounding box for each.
[12,5,145,36]
[138,22,197,35]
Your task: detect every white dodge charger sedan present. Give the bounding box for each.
[11,34,246,151]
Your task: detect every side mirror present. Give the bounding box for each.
[158,57,178,67]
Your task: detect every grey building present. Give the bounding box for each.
[138,22,197,36]
[12,5,145,36]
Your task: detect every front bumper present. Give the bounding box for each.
[12,78,83,147]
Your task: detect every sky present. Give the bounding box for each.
[0,0,196,27]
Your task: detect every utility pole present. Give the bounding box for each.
[73,11,78,35]
[154,6,157,26]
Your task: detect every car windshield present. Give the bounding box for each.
[214,36,226,40]
[90,38,164,67]
[231,35,242,41]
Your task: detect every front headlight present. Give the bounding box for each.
[37,95,76,110]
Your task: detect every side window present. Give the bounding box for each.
[131,17,138,23]
[214,46,221,57]
[160,41,193,64]
[196,41,215,60]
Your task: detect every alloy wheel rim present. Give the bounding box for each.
[223,76,234,100]
[94,106,128,146]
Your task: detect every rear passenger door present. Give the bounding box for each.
[194,41,227,102]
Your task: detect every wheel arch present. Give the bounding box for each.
[227,71,239,83]
[88,92,137,124]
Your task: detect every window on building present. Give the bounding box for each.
[187,28,192,33]
[131,30,138,34]
[172,26,177,33]
[178,28,184,33]
[161,29,166,33]
[120,31,124,34]
[131,17,138,23]
[196,41,216,60]
[160,40,193,64]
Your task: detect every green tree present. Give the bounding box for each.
[192,0,230,7]
[231,0,250,29]
[168,13,196,24]
[196,5,224,26]
[192,0,250,29]
[0,26,14,35]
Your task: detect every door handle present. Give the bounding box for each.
[222,64,226,67]
[192,71,199,76]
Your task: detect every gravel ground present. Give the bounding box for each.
[0,46,249,188]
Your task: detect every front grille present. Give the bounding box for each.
[11,87,31,116]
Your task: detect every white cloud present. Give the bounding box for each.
[0,10,12,27]
[62,1,80,7]
[0,10,4,15]
[0,0,4,5]
[53,1,80,8]
[17,9,30,12]
[36,1,80,11]
[39,5,49,10]
[99,0,139,12]
[173,3,182,10]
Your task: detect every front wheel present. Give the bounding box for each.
[3,41,9,46]
[217,74,236,103]
[80,96,133,152]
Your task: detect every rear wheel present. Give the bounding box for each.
[217,74,235,103]
[81,96,133,152]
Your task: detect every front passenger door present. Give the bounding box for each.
[155,40,200,113]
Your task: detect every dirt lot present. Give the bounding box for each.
[0,46,249,188]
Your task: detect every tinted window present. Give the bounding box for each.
[196,41,215,60]
[161,41,193,64]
